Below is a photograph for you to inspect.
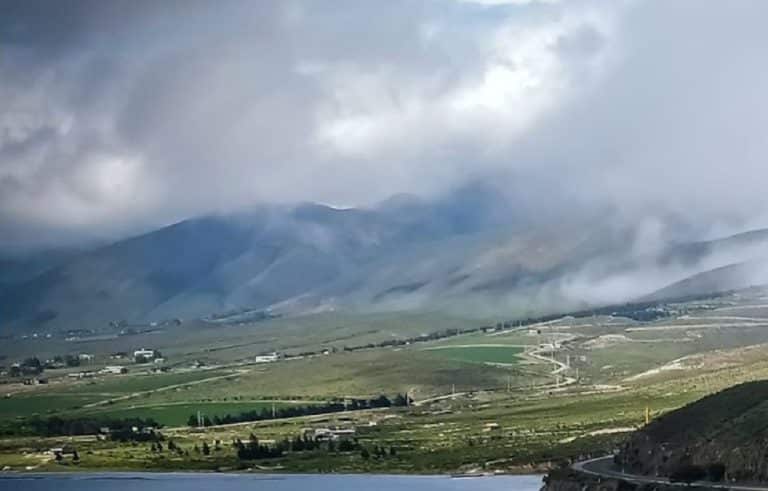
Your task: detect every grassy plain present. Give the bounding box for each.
[424,345,524,364]
[4,290,768,473]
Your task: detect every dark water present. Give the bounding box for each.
[0,473,543,490]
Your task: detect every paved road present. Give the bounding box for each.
[573,456,768,491]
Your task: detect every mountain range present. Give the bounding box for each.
[2,186,768,331]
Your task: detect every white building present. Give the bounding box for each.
[254,352,279,363]
[312,427,356,441]
[133,349,156,359]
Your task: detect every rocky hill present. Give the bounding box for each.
[620,380,768,482]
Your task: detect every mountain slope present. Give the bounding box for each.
[620,380,768,482]
[642,229,768,301]
[4,189,768,331]
[0,187,531,329]
[643,261,764,301]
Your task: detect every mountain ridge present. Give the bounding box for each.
[3,191,768,331]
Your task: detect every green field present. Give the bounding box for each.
[0,394,99,419]
[425,345,524,364]
[61,369,232,395]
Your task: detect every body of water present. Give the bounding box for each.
[0,473,543,490]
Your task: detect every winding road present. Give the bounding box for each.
[573,455,768,491]
[526,344,577,389]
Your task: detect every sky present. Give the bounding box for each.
[2,0,768,250]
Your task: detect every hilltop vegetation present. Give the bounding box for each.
[621,380,768,482]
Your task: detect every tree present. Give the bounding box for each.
[393,394,408,407]
[64,355,81,368]
[338,439,356,452]
[371,395,391,408]
[20,357,43,375]
[22,357,42,368]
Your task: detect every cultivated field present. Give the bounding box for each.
[424,345,524,365]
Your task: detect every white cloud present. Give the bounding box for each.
[456,0,560,5]
[313,3,616,161]
[2,0,768,248]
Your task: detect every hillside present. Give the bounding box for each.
[4,187,768,331]
[643,260,765,301]
[620,380,768,482]
[642,229,768,301]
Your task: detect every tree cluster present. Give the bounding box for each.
[9,357,44,376]
[233,433,363,461]
[3,416,161,438]
[187,394,409,427]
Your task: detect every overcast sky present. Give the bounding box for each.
[2,0,768,250]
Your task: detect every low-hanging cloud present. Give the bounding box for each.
[1,0,767,250]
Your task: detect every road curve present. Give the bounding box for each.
[572,456,768,491]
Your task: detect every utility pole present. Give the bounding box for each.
[550,336,556,365]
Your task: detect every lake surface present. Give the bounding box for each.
[0,473,543,490]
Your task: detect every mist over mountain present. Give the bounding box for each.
[4,1,768,331]
[3,184,768,332]
[4,1,768,253]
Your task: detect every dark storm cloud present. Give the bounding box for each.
[1,0,768,250]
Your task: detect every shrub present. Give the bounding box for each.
[705,462,726,482]
[669,464,706,484]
